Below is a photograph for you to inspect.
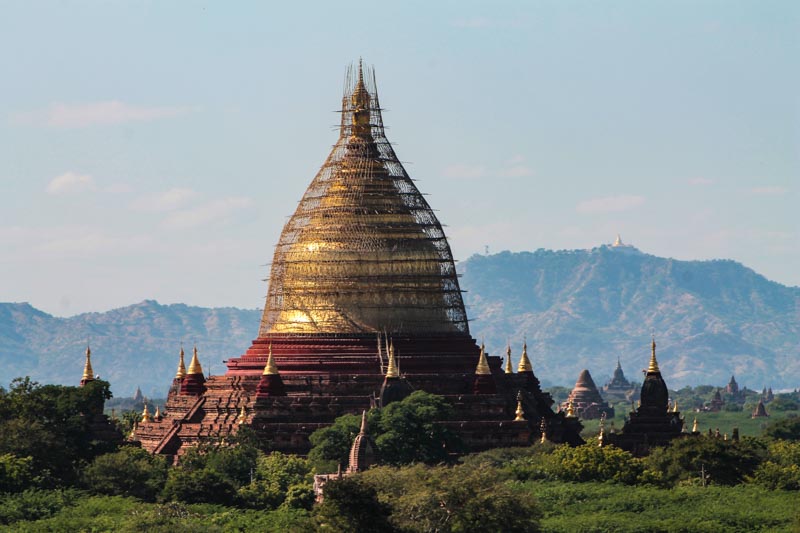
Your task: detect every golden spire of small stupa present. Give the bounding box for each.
[692,417,699,432]
[514,391,526,422]
[141,402,151,423]
[475,342,491,375]
[154,405,162,421]
[385,341,399,378]
[672,400,679,413]
[565,401,577,418]
[263,343,279,375]
[504,344,513,374]
[175,345,187,380]
[237,404,247,425]
[81,345,94,383]
[539,417,548,444]
[517,340,533,373]
[187,346,203,375]
[647,337,660,373]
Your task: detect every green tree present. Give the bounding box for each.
[237,452,313,510]
[0,454,39,493]
[748,440,800,490]
[0,378,118,484]
[644,436,766,486]
[313,476,393,532]
[545,442,647,484]
[308,391,463,470]
[361,463,542,532]
[764,416,800,441]
[161,468,237,505]
[82,446,168,501]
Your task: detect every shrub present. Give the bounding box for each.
[82,446,168,501]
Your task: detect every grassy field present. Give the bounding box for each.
[528,481,800,533]
[4,483,798,533]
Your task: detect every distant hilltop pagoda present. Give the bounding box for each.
[603,338,683,455]
[133,61,583,458]
[603,358,639,403]
[562,369,614,420]
[606,234,640,254]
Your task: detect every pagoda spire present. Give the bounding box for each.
[504,344,514,374]
[175,345,187,380]
[647,337,660,373]
[141,402,151,423]
[187,346,203,375]
[385,342,399,378]
[263,343,279,375]
[475,342,491,376]
[517,340,533,373]
[256,343,286,398]
[80,345,95,386]
[514,391,526,422]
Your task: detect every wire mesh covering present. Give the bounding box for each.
[259,62,469,336]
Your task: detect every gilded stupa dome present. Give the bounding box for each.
[259,62,468,336]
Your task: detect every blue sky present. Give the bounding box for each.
[1,0,797,316]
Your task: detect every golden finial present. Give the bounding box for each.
[81,345,94,383]
[385,341,399,378]
[154,405,162,421]
[237,404,247,425]
[517,340,533,373]
[539,417,547,443]
[514,391,526,422]
[141,403,151,423]
[647,337,660,373]
[129,420,138,439]
[565,401,577,418]
[692,417,699,432]
[263,343,279,376]
[187,345,203,375]
[672,400,679,413]
[175,345,186,380]
[475,343,491,376]
[504,344,513,374]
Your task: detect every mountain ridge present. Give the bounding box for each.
[1,246,797,396]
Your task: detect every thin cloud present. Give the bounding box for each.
[750,186,788,195]
[46,172,94,194]
[163,196,254,229]
[132,187,199,212]
[14,101,191,128]
[451,17,494,29]
[442,164,486,180]
[576,195,645,214]
[500,165,533,178]
[688,177,715,186]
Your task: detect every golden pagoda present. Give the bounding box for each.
[504,345,513,374]
[80,345,94,386]
[175,346,187,380]
[259,61,467,336]
[518,341,533,373]
[132,61,585,457]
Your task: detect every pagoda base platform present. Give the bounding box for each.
[135,334,584,457]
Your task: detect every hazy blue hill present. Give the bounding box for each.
[1,246,797,395]
[0,300,260,397]
[461,246,799,389]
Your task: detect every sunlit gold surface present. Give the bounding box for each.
[517,342,533,373]
[187,346,203,375]
[475,343,491,375]
[81,345,94,382]
[260,63,468,336]
[648,338,660,373]
[175,346,186,380]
